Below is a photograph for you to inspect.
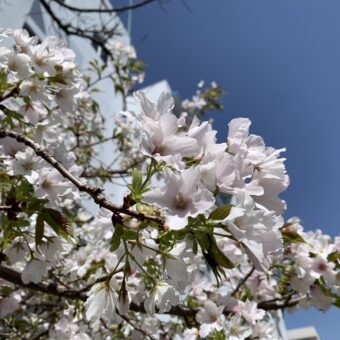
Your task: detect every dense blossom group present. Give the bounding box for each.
[0,28,339,340]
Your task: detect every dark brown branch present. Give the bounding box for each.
[0,265,196,317]
[81,169,132,179]
[39,0,113,58]
[0,264,305,317]
[49,0,157,13]
[231,266,255,297]
[258,294,305,310]
[0,129,163,226]
[0,265,86,300]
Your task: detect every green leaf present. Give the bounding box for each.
[110,232,121,252]
[282,230,305,244]
[10,220,30,228]
[136,203,158,216]
[334,297,340,309]
[209,205,232,220]
[35,214,44,246]
[0,70,12,96]
[159,231,173,247]
[129,168,145,201]
[195,231,210,252]
[25,198,47,216]
[173,228,187,241]
[327,251,340,263]
[192,238,198,255]
[114,223,125,236]
[210,237,234,269]
[41,208,73,239]
[122,229,138,241]
[115,84,125,95]
[132,168,143,191]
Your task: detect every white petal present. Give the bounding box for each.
[157,92,174,115]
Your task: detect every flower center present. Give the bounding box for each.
[174,193,188,210]
[152,144,166,156]
[317,262,327,272]
[8,61,18,72]
[23,162,34,171]
[230,327,239,336]
[41,179,53,190]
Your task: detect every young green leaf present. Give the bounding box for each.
[209,205,232,221]
[41,208,73,239]
[282,230,305,244]
[210,236,234,269]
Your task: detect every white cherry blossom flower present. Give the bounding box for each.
[196,300,224,338]
[141,112,199,163]
[35,168,72,204]
[237,300,265,325]
[310,285,333,310]
[12,28,37,53]
[19,101,47,125]
[135,91,174,120]
[224,314,252,340]
[85,277,119,321]
[164,242,188,283]
[311,255,336,285]
[142,167,215,229]
[7,52,31,79]
[21,258,48,284]
[144,281,179,316]
[39,237,63,263]
[5,148,40,179]
[227,193,283,271]
[4,241,28,263]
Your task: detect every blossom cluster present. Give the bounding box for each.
[0,29,339,340]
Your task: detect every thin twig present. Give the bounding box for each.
[50,0,157,13]
[231,266,255,297]
[119,313,157,340]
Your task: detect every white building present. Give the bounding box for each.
[287,326,320,340]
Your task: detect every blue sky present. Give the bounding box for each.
[124,0,340,338]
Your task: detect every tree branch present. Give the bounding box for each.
[231,266,255,297]
[0,265,86,300]
[0,129,163,226]
[258,294,305,310]
[118,313,157,340]
[49,0,157,14]
[0,265,196,317]
[0,264,305,318]
[39,0,113,58]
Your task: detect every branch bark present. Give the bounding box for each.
[0,264,303,317]
[0,129,163,226]
[0,265,196,316]
[0,265,86,300]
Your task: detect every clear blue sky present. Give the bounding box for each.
[122,0,340,338]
